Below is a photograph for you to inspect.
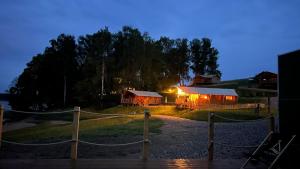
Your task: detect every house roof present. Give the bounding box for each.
[197,74,219,78]
[127,90,163,97]
[178,86,238,96]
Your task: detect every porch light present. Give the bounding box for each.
[177,88,186,96]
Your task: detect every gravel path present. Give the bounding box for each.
[0,115,271,159]
[150,115,269,159]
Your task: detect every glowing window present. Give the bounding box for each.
[200,95,208,99]
[225,96,233,100]
[190,94,199,101]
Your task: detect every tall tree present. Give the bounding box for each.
[157,37,178,87]
[111,26,144,90]
[9,26,222,109]
[190,39,204,75]
[9,34,78,110]
[75,28,112,106]
[190,38,221,77]
[175,38,190,85]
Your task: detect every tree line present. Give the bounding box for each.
[9,26,220,110]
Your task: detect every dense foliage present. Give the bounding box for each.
[9,26,220,110]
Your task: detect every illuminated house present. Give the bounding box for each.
[176,86,238,109]
[121,90,162,106]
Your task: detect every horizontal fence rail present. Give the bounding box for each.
[0,105,151,160]
[78,140,144,147]
[214,141,260,148]
[177,103,266,110]
[1,104,276,161]
[207,112,276,161]
[6,109,74,115]
[214,114,271,122]
[2,139,72,146]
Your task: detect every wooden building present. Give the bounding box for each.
[176,86,238,109]
[121,90,162,106]
[250,71,277,89]
[190,75,220,86]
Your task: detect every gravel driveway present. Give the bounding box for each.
[0,115,271,159]
[150,115,269,159]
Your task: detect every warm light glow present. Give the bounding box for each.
[177,88,186,95]
[168,88,172,92]
[200,95,208,99]
[225,96,233,100]
[190,94,199,101]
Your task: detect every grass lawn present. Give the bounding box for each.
[93,105,277,122]
[3,105,276,142]
[3,115,164,142]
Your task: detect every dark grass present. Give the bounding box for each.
[3,116,164,142]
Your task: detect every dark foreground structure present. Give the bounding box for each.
[278,49,300,168]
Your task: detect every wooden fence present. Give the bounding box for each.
[178,103,266,110]
[0,104,276,162]
[0,105,151,160]
[207,112,275,161]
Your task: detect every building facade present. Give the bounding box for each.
[176,86,238,109]
[121,90,162,106]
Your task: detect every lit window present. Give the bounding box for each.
[225,96,233,100]
[190,94,199,101]
[200,95,208,99]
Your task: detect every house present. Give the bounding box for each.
[190,75,220,86]
[121,90,162,106]
[176,86,238,109]
[250,71,277,89]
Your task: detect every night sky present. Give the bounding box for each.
[1,0,300,92]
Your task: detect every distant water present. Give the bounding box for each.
[0,100,11,110]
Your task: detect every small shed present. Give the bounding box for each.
[121,90,163,106]
[176,86,238,109]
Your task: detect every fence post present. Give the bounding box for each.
[71,106,80,160]
[269,115,275,133]
[0,105,3,149]
[208,112,214,161]
[267,97,271,115]
[143,109,150,160]
[254,104,260,116]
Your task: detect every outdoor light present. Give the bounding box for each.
[200,95,208,99]
[177,88,185,96]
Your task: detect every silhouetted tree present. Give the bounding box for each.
[190,38,221,77]
[9,26,221,110]
[9,34,78,110]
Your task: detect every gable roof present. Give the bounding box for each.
[178,86,238,96]
[127,90,163,97]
